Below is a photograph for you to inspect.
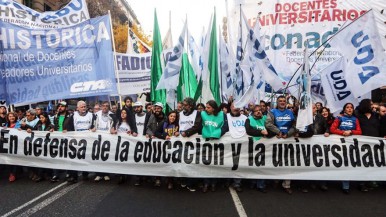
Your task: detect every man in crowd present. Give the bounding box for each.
[227,101,247,192]
[65,100,96,183]
[179,97,202,138]
[380,104,386,138]
[133,101,149,136]
[145,102,165,138]
[266,95,296,194]
[111,104,118,114]
[0,105,6,127]
[35,106,43,116]
[93,103,100,114]
[51,101,71,182]
[20,109,39,130]
[177,101,183,113]
[179,97,203,192]
[260,100,268,115]
[94,101,117,182]
[245,105,269,192]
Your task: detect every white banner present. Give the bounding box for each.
[0,0,89,28]
[115,53,151,95]
[231,0,386,85]
[1,129,386,181]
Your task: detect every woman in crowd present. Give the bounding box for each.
[5,112,21,182]
[27,112,54,182]
[201,100,229,192]
[321,107,335,128]
[155,110,180,189]
[115,109,136,184]
[330,103,362,194]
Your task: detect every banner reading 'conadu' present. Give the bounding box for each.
[1,129,386,181]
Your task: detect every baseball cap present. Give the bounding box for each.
[59,101,67,106]
[133,101,143,107]
[154,102,163,109]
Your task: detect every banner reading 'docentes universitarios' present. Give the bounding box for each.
[1,128,386,181]
[0,15,118,104]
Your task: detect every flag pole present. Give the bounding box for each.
[108,10,123,110]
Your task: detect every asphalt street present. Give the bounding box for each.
[1,170,386,217]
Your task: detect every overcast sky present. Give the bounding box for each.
[128,0,229,41]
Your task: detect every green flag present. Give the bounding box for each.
[150,10,166,106]
[177,53,198,101]
[208,10,220,105]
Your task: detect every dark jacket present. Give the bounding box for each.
[313,114,329,135]
[33,121,55,131]
[357,112,380,137]
[145,112,166,136]
[54,111,71,131]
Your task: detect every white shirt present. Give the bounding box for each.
[227,113,247,138]
[179,110,197,132]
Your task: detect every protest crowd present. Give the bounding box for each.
[1,95,386,195]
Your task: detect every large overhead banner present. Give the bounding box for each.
[0,15,118,104]
[1,129,386,180]
[232,0,386,78]
[0,0,90,28]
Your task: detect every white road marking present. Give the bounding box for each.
[229,187,248,217]
[17,182,81,217]
[1,182,76,217]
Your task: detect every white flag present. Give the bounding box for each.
[219,33,234,101]
[296,46,313,130]
[188,30,204,82]
[156,21,187,90]
[320,57,359,114]
[329,10,386,98]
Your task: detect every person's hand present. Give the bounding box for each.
[276,132,282,138]
[181,132,186,137]
[166,136,171,140]
[146,134,150,138]
[27,129,32,133]
[62,130,67,133]
[282,134,288,139]
[49,129,54,132]
[110,129,117,134]
[174,132,180,136]
[261,130,268,136]
[132,132,138,137]
[90,128,96,132]
[151,135,155,139]
[342,131,351,136]
[324,133,330,137]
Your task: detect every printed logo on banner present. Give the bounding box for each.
[70,80,113,94]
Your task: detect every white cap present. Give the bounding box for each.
[133,101,143,107]
[154,102,163,109]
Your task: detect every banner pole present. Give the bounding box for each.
[108,10,123,110]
